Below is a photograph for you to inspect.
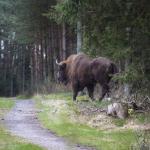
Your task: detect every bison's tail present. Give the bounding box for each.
[109,63,118,75]
[108,63,119,86]
[112,63,118,74]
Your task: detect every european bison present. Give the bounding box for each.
[56,53,118,101]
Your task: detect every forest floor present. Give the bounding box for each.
[1,93,150,150]
[35,92,150,150]
[4,99,93,150]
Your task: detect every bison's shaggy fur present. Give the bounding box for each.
[56,53,118,101]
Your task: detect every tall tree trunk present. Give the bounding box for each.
[10,55,14,96]
[124,58,130,97]
[40,33,44,81]
[50,23,54,80]
[4,40,8,96]
[45,38,48,78]
[62,23,66,59]
[22,46,25,94]
[77,20,82,53]
[36,44,40,93]
[30,48,33,93]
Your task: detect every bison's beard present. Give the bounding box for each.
[61,76,69,85]
[63,80,68,85]
[58,79,68,85]
[58,77,68,85]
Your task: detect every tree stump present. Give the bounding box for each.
[107,102,128,119]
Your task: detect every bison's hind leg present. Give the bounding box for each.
[99,84,110,101]
[73,88,78,101]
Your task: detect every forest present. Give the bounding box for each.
[0,0,150,150]
[0,0,149,97]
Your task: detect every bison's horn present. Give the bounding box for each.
[56,59,60,65]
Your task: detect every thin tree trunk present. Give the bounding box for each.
[124,58,130,97]
[10,55,14,96]
[40,32,44,81]
[30,52,33,92]
[77,20,82,53]
[62,23,66,59]
[44,30,48,78]
[50,23,54,80]
[22,46,25,94]
[4,40,8,96]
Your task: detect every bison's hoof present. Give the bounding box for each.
[91,98,95,102]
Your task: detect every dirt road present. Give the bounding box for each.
[4,100,92,150]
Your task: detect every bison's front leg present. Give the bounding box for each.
[72,82,79,101]
[87,84,95,101]
[73,89,78,101]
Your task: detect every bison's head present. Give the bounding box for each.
[56,60,68,85]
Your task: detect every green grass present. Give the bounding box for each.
[35,92,111,108]
[35,92,72,101]
[113,118,126,127]
[0,127,43,150]
[38,112,135,150]
[16,94,32,99]
[0,98,14,109]
[134,113,150,124]
[35,93,137,150]
[0,97,44,150]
